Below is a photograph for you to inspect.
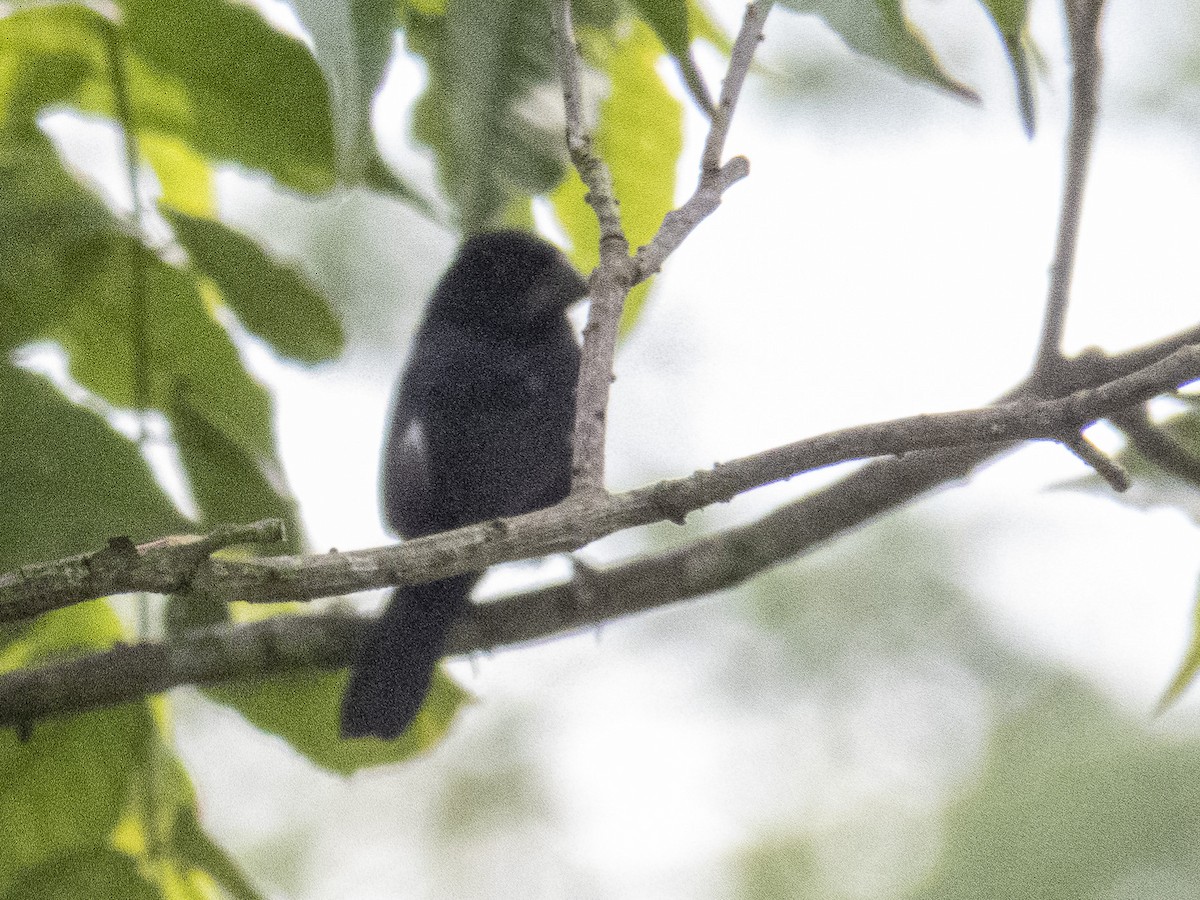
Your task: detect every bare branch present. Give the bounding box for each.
[549,0,624,246]
[0,520,285,624]
[635,1,771,279]
[701,1,770,175]
[549,0,630,493]
[553,2,771,492]
[0,613,361,729]
[5,333,1200,727]
[1033,0,1107,378]
[4,344,1197,625]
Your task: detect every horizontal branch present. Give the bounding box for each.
[0,520,285,623]
[4,342,1198,626]
[4,333,1200,726]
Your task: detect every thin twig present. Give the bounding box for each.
[1060,431,1129,491]
[548,0,624,246]
[102,19,151,424]
[635,1,770,279]
[1032,0,1107,382]
[701,1,770,175]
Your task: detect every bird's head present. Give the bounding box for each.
[431,230,589,334]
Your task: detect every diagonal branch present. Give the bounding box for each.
[4,342,1198,626]
[633,1,770,281]
[1032,0,1107,380]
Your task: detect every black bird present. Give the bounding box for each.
[341,230,587,739]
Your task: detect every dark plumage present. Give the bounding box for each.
[341,230,586,739]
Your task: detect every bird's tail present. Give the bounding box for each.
[340,574,474,739]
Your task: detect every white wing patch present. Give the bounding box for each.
[401,418,426,456]
[384,414,436,536]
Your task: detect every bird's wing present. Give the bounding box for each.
[381,399,439,538]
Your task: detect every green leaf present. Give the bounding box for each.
[553,17,683,334]
[169,388,304,554]
[1158,577,1200,713]
[780,0,978,101]
[689,0,731,52]
[0,364,188,573]
[0,140,115,351]
[290,0,430,203]
[631,0,689,57]
[406,0,567,233]
[120,0,336,192]
[163,209,344,365]
[141,133,217,218]
[629,0,712,112]
[169,807,266,900]
[40,235,304,549]
[0,603,154,894]
[0,5,109,142]
[50,240,280,459]
[0,2,337,191]
[977,0,1036,136]
[910,679,1200,899]
[0,847,159,900]
[205,665,470,773]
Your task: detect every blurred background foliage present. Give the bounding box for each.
[2,0,1200,897]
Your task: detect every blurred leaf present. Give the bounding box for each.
[909,678,1200,899]
[632,0,689,55]
[49,238,297,520]
[0,5,108,142]
[1,149,303,559]
[978,0,1036,135]
[779,0,978,101]
[0,847,159,900]
[406,0,567,233]
[163,209,344,365]
[732,834,823,900]
[554,18,682,334]
[1157,577,1200,713]
[0,1,335,192]
[362,149,437,215]
[21,228,306,564]
[0,604,154,894]
[291,0,397,176]
[0,364,187,573]
[170,388,303,554]
[205,665,469,773]
[169,807,266,900]
[120,0,336,192]
[689,0,731,52]
[289,0,429,207]
[629,0,712,112]
[402,0,447,14]
[141,133,216,218]
[0,140,114,351]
